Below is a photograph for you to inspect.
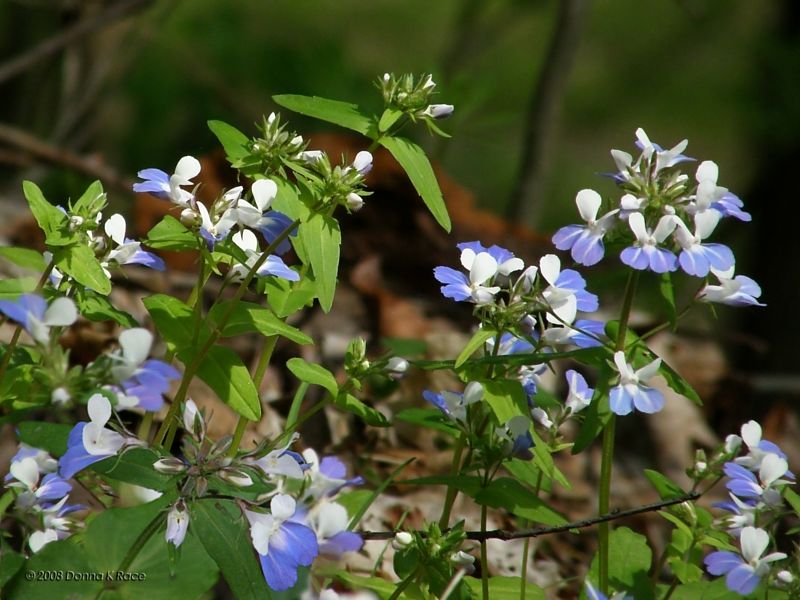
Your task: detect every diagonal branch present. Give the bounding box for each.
[358,492,700,541]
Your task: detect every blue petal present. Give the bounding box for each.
[620,246,649,270]
[632,386,664,414]
[258,256,300,281]
[319,456,347,480]
[433,266,467,286]
[127,249,166,271]
[320,531,363,556]
[703,244,735,271]
[572,234,605,266]
[552,225,584,251]
[726,564,760,595]
[59,424,110,478]
[704,551,742,575]
[257,211,297,256]
[609,385,633,416]
[136,168,169,182]
[679,248,709,277]
[647,248,677,273]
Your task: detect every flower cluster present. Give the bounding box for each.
[553,129,763,304]
[704,421,795,595]
[5,444,83,553]
[377,72,454,122]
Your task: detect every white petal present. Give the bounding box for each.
[620,194,642,211]
[613,351,635,379]
[270,493,296,521]
[196,202,213,229]
[43,297,78,327]
[760,453,788,487]
[87,393,112,426]
[575,189,601,222]
[119,328,153,366]
[353,151,373,174]
[250,518,273,555]
[740,420,762,448]
[694,210,720,240]
[653,215,677,242]
[233,229,258,253]
[635,357,662,381]
[462,381,484,405]
[10,457,39,489]
[316,502,349,538]
[174,156,201,180]
[469,253,498,285]
[29,529,58,553]
[104,214,127,245]
[251,179,278,212]
[459,248,477,271]
[696,160,719,183]
[223,186,244,203]
[539,254,561,286]
[498,257,525,276]
[610,149,632,171]
[740,527,769,563]
[627,212,648,241]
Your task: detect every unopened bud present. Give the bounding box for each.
[69,215,84,231]
[180,208,201,228]
[421,104,454,120]
[694,461,707,473]
[346,192,364,212]
[777,570,793,585]
[51,387,71,405]
[450,550,475,574]
[386,357,409,379]
[153,457,188,475]
[392,531,413,550]
[531,407,553,429]
[219,468,253,488]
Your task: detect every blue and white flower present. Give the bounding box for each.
[133,155,201,207]
[619,213,678,273]
[705,526,786,595]
[166,501,190,548]
[539,254,598,324]
[609,352,664,416]
[246,494,319,591]
[300,501,363,557]
[423,381,483,424]
[433,251,501,305]
[301,450,363,501]
[699,268,764,307]
[552,189,619,266]
[564,369,593,415]
[229,230,299,283]
[673,211,734,277]
[110,328,179,411]
[104,214,165,271]
[0,294,77,344]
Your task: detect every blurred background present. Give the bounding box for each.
[0,0,797,452]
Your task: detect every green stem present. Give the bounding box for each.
[388,565,420,600]
[438,432,467,529]
[520,470,545,597]
[598,270,639,594]
[285,381,310,432]
[480,503,489,600]
[228,417,248,457]
[137,412,153,442]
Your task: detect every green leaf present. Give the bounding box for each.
[335,392,389,426]
[531,430,572,490]
[644,469,686,500]
[394,407,459,435]
[0,277,37,300]
[482,379,529,422]
[587,527,653,599]
[264,276,317,318]
[0,549,24,589]
[22,180,75,246]
[272,94,374,136]
[660,578,731,600]
[144,215,198,251]
[659,272,678,330]
[286,357,338,396]
[191,499,272,600]
[16,421,71,456]
[475,478,567,525]
[208,119,251,162]
[208,300,311,344]
[378,107,404,132]
[463,576,545,599]
[5,539,98,600]
[379,136,451,232]
[0,247,46,271]
[92,448,176,490]
[322,570,401,599]
[659,360,702,405]
[455,327,496,368]
[52,242,111,295]
[143,294,210,350]
[75,288,138,327]
[784,487,800,518]
[70,180,105,214]
[302,213,340,312]
[181,345,261,421]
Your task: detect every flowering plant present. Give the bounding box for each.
[0,75,796,600]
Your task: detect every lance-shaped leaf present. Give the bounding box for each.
[208,120,251,163]
[22,181,75,246]
[272,94,374,136]
[52,242,111,295]
[302,213,340,313]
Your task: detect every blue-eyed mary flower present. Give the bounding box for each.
[723,455,793,507]
[166,500,190,548]
[133,155,201,207]
[301,450,363,501]
[246,494,318,591]
[103,214,165,271]
[423,381,484,425]
[732,420,788,471]
[456,241,524,277]
[59,394,134,479]
[705,526,787,595]
[433,252,501,305]
[539,255,598,325]
[301,501,363,557]
[0,294,77,344]
[699,267,764,307]
[673,211,734,277]
[564,369,593,415]
[496,415,534,460]
[552,189,619,266]
[229,230,299,283]
[619,213,678,273]
[609,351,664,416]
[110,328,179,412]
[7,457,71,510]
[692,160,751,222]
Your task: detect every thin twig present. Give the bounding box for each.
[0,0,155,85]
[358,492,699,541]
[506,0,591,226]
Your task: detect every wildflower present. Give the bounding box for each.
[423,381,483,424]
[433,250,501,305]
[246,494,318,591]
[420,104,454,119]
[705,526,787,595]
[723,455,792,506]
[110,328,179,411]
[0,294,77,344]
[713,493,757,535]
[609,351,664,416]
[301,450,363,501]
[300,501,363,557]
[552,189,619,266]
[496,415,534,460]
[350,151,373,176]
[196,200,237,249]
[633,128,692,174]
[619,213,678,273]
[699,268,764,308]
[673,211,734,277]
[103,214,165,271]
[182,399,205,440]
[229,230,299,282]
[564,369,593,415]
[29,529,59,553]
[60,394,130,479]
[7,457,71,510]
[539,254,598,325]
[166,501,190,548]
[133,156,201,207]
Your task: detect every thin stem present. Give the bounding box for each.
[598,270,639,594]
[285,381,310,432]
[480,503,489,600]
[388,566,420,600]
[228,417,248,458]
[438,432,467,529]
[137,412,153,442]
[520,470,545,597]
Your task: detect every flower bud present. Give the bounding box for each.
[777,570,793,585]
[531,407,553,429]
[166,500,190,548]
[219,468,253,488]
[449,550,475,574]
[299,150,325,164]
[69,215,84,231]
[392,531,413,550]
[724,434,742,454]
[153,457,188,475]
[51,387,71,406]
[346,193,364,212]
[180,208,201,228]
[386,357,409,379]
[421,104,454,120]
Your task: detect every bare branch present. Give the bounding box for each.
[359,492,700,541]
[506,0,591,226]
